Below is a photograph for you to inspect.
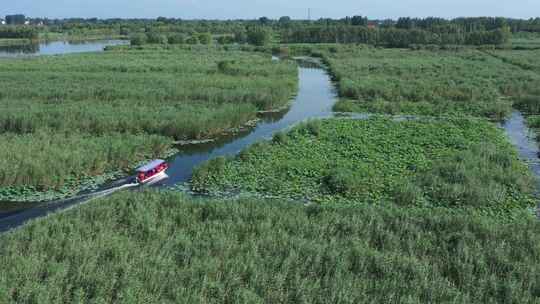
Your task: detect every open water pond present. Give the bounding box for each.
[0,40,128,57]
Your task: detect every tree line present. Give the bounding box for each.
[3,15,530,46]
[0,26,38,40]
[19,16,540,33]
[281,26,511,47]
[132,25,510,47]
[396,17,510,32]
[130,27,272,46]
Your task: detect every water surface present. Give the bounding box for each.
[161,61,337,186]
[2,62,540,231]
[0,59,337,232]
[502,111,540,189]
[0,40,128,57]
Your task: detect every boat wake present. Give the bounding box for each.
[0,182,140,233]
[1,58,333,233]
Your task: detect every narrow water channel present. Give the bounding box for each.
[501,111,540,190]
[161,60,336,186]
[3,57,539,233]
[0,59,338,232]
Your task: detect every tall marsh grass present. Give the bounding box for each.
[0,46,298,139]
[0,131,170,189]
[0,46,297,192]
[1,191,539,303]
[322,45,540,120]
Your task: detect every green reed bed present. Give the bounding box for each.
[0,100,257,140]
[321,45,540,120]
[481,49,540,113]
[510,38,540,49]
[193,117,536,214]
[487,49,540,72]
[482,49,540,154]
[0,46,297,201]
[0,47,297,137]
[1,190,539,303]
[510,32,540,49]
[0,131,173,202]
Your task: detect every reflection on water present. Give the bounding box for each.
[0,40,128,57]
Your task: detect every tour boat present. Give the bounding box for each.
[136,159,169,184]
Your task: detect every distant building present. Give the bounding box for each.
[0,19,5,25]
[24,20,30,25]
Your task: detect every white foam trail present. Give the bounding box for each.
[142,173,169,186]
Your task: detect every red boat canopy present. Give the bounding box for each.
[136,159,166,173]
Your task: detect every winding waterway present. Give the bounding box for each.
[0,58,338,232]
[161,60,336,186]
[1,52,540,233]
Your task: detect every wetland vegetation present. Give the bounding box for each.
[312,45,540,120]
[1,191,540,303]
[0,45,297,201]
[192,117,536,214]
[3,14,540,304]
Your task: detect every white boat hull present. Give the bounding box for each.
[139,171,169,186]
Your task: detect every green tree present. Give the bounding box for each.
[396,17,415,29]
[156,16,168,23]
[278,16,292,27]
[147,32,167,44]
[217,35,234,45]
[247,27,271,46]
[167,33,185,44]
[130,33,147,46]
[198,32,213,44]
[234,29,248,44]
[497,26,512,44]
[186,35,200,44]
[259,17,271,25]
[351,15,368,26]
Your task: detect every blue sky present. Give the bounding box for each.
[2,0,539,19]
